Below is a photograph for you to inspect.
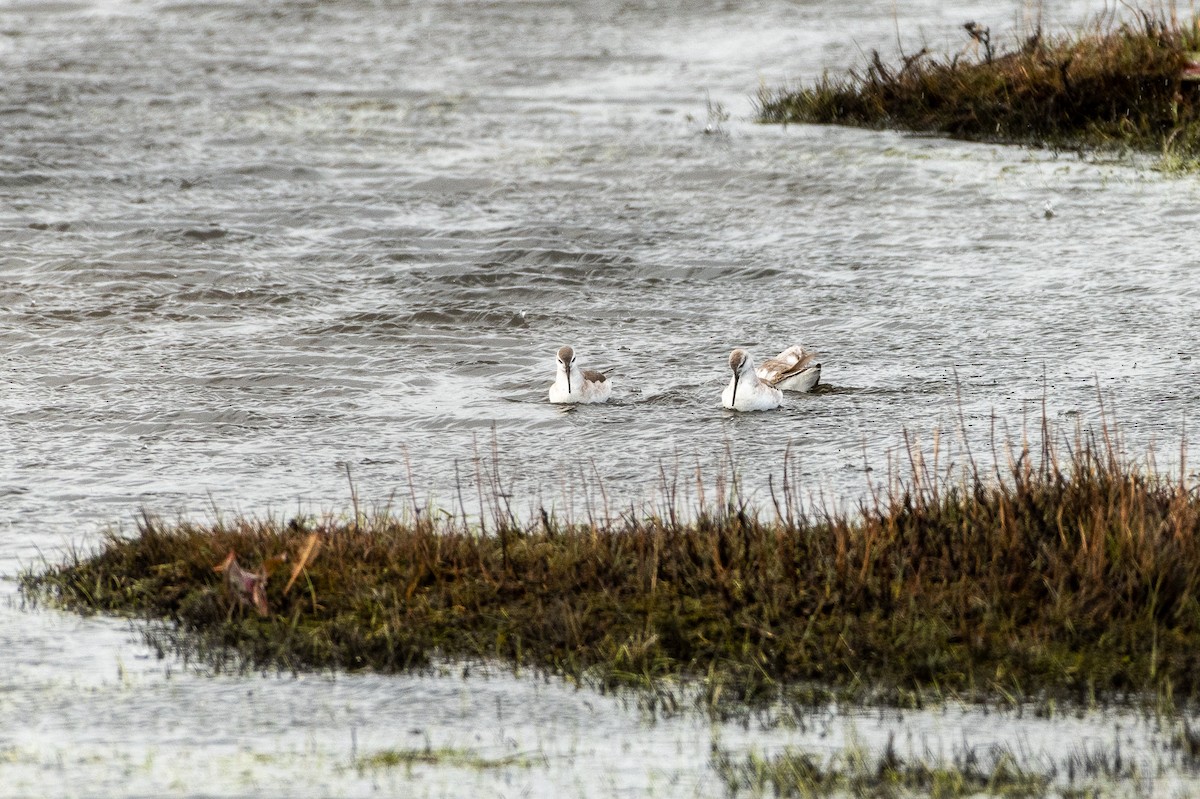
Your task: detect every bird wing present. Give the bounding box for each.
[581,368,608,384]
[756,345,819,385]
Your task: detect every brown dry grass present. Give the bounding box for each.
[22,414,1200,709]
[759,12,1200,156]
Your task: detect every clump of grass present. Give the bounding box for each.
[759,10,1200,156]
[20,412,1200,710]
[714,739,1050,798]
[355,747,532,773]
[715,728,1163,797]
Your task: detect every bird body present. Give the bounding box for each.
[756,344,821,393]
[722,349,783,411]
[548,345,611,404]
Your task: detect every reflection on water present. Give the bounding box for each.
[2,0,1199,795]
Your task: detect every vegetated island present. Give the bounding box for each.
[21,416,1200,712]
[758,11,1200,157]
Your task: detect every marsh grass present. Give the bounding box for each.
[20,410,1200,710]
[713,739,1051,798]
[354,747,532,773]
[758,10,1200,157]
[713,718,1185,797]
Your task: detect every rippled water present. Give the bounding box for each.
[4,0,1200,795]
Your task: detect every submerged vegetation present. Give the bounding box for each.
[710,729,1191,798]
[354,747,533,773]
[20,413,1200,710]
[713,741,1051,798]
[758,10,1200,157]
[711,715,1200,798]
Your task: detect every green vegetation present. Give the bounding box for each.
[20,415,1200,710]
[758,11,1200,156]
[712,719,1182,798]
[714,741,1050,798]
[355,747,532,772]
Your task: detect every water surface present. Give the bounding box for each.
[2,0,1199,795]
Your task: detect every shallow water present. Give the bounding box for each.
[3,0,1200,795]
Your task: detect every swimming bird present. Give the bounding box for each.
[722,349,783,411]
[756,345,821,393]
[548,345,611,404]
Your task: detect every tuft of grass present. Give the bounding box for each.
[20,412,1200,710]
[758,11,1200,158]
[355,747,531,772]
[715,729,1170,797]
[714,744,1051,798]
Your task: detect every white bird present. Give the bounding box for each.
[548,345,612,404]
[755,345,821,393]
[721,349,783,411]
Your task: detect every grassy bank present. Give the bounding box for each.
[21,418,1200,710]
[758,12,1200,156]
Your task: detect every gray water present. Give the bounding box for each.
[3,0,1200,795]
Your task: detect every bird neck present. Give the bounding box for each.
[557,365,582,392]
